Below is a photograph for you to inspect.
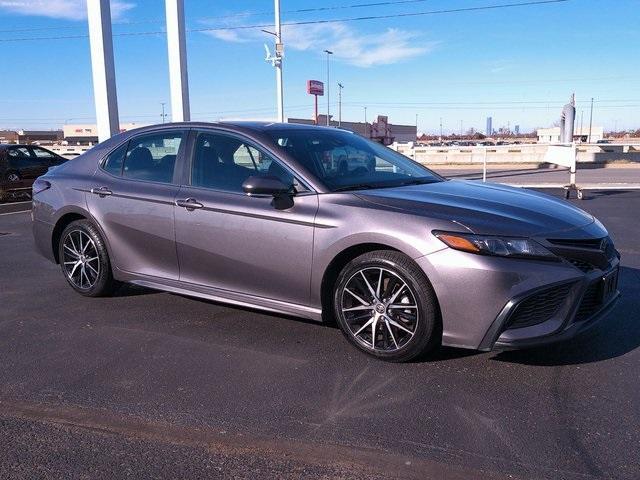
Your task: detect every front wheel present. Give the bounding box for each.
[333,250,441,362]
[58,220,118,297]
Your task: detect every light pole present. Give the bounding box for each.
[337,83,344,127]
[439,117,443,141]
[323,49,333,126]
[588,97,594,143]
[364,106,367,137]
[160,102,167,123]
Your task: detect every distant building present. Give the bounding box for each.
[486,117,493,136]
[0,130,19,143]
[515,125,520,135]
[63,122,147,145]
[0,130,63,144]
[287,115,416,145]
[537,126,604,143]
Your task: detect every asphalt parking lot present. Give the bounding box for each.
[1,188,639,479]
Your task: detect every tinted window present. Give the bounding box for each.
[103,142,127,176]
[191,132,294,193]
[8,147,31,158]
[265,129,442,191]
[123,131,183,183]
[31,147,55,158]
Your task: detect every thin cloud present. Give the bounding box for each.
[201,20,436,67]
[0,0,135,20]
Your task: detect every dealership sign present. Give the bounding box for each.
[307,80,324,96]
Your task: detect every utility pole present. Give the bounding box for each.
[324,50,333,126]
[439,117,443,141]
[588,97,594,143]
[263,0,284,122]
[160,102,167,123]
[580,110,584,140]
[415,113,418,136]
[274,0,283,122]
[337,83,343,127]
[460,120,463,137]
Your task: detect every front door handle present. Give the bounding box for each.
[175,198,204,210]
[90,186,112,197]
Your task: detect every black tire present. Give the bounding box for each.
[58,219,119,297]
[333,250,441,362]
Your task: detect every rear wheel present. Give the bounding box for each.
[58,220,118,297]
[333,250,440,362]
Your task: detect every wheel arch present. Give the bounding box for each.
[51,211,88,263]
[320,242,401,323]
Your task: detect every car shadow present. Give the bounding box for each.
[490,266,640,366]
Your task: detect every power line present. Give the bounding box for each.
[0,0,461,34]
[0,0,569,42]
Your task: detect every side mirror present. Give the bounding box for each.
[242,175,291,196]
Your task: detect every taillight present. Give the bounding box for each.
[32,178,51,195]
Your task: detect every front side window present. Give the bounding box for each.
[191,132,295,193]
[265,129,443,191]
[8,147,32,159]
[122,131,184,183]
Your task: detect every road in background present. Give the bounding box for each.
[433,165,640,185]
[0,190,639,479]
[2,165,639,216]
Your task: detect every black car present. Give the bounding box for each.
[0,144,67,201]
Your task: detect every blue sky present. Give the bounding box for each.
[0,0,638,134]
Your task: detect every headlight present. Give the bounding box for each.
[433,231,556,260]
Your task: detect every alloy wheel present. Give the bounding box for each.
[62,229,100,290]
[340,267,419,352]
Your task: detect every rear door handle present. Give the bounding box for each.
[175,198,204,210]
[90,187,112,197]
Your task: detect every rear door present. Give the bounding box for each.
[86,129,186,280]
[6,146,38,183]
[174,129,318,307]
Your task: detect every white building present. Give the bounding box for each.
[63,122,148,145]
[537,126,604,143]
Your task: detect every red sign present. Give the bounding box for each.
[307,80,324,96]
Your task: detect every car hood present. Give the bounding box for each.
[355,179,599,237]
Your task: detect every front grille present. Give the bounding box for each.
[548,237,605,249]
[567,258,595,273]
[506,283,573,330]
[575,283,601,322]
[547,236,617,272]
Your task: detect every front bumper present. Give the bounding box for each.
[415,248,620,351]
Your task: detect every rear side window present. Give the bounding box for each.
[103,143,127,176]
[123,131,184,183]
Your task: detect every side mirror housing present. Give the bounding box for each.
[242,175,291,196]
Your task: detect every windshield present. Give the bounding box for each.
[264,128,443,192]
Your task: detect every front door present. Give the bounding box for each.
[86,130,186,280]
[174,130,318,307]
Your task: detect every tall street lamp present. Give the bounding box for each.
[323,49,333,126]
[337,83,344,127]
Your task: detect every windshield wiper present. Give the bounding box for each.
[332,184,379,192]
[396,178,438,187]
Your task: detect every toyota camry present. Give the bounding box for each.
[32,122,620,362]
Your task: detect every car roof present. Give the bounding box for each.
[125,121,347,135]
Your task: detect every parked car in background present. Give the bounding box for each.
[0,144,67,201]
[32,122,620,362]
